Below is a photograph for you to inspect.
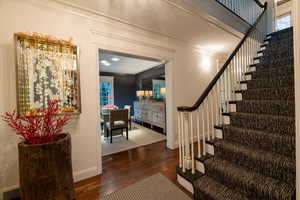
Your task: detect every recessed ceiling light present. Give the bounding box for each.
[111,57,120,62]
[101,60,111,66]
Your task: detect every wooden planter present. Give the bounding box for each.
[18,133,75,200]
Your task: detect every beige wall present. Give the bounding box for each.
[0,0,231,197]
[277,1,292,17]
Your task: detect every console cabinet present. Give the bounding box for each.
[134,101,166,133]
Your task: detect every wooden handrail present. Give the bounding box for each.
[254,0,265,8]
[177,2,268,112]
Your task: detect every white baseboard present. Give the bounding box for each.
[1,166,99,199]
[73,166,99,182]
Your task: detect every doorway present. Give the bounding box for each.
[98,49,169,156]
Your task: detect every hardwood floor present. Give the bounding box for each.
[75,141,192,199]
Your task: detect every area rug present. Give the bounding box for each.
[101,123,166,156]
[102,173,191,200]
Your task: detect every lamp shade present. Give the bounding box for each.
[160,88,166,96]
[136,90,145,97]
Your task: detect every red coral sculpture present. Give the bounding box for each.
[2,100,72,145]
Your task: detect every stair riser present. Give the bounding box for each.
[195,160,205,174]
[230,114,295,135]
[229,104,236,112]
[218,126,295,158]
[177,174,194,194]
[206,143,215,155]
[214,143,296,184]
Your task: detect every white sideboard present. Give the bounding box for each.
[134,101,166,133]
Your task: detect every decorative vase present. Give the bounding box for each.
[18,133,75,200]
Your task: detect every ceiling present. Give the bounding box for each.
[99,51,163,74]
[59,0,242,54]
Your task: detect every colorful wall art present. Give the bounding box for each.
[15,33,81,115]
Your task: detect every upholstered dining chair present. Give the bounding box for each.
[106,109,129,143]
[124,105,132,130]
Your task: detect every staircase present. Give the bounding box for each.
[194,28,295,200]
[176,1,295,199]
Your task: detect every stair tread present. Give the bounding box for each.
[235,100,294,116]
[241,87,294,101]
[214,140,295,184]
[205,158,295,200]
[230,112,295,135]
[230,112,294,119]
[194,175,249,200]
[215,124,295,158]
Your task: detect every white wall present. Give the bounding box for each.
[0,0,229,198]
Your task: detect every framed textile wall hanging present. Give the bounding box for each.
[14,33,81,115]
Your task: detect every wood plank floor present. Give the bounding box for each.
[74,141,192,199]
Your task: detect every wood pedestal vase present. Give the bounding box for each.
[18,133,75,200]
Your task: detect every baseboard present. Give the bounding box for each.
[73,166,99,182]
[2,185,19,200]
[2,166,99,200]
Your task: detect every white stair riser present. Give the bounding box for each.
[223,115,230,125]
[254,59,260,64]
[215,128,223,139]
[249,66,256,72]
[177,174,194,193]
[195,160,205,174]
[236,93,242,100]
[257,52,263,57]
[206,143,214,155]
[241,83,247,90]
[245,74,252,80]
[230,104,236,112]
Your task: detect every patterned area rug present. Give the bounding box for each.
[101,123,166,156]
[102,174,191,200]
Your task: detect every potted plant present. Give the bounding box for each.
[2,100,75,200]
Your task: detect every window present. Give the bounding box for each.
[100,76,114,107]
[276,14,291,31]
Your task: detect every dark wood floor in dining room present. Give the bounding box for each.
[74,141,192,199]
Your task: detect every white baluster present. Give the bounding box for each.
[178,112,182,168]
[190,112,195,174]
[206,99,211,141]
[202,106,206,156]
[196,109,201,158]
[180,112,186,173]
[210,92,215,139]
[184,112,191,170]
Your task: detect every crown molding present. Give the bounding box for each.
[47,0,239,56]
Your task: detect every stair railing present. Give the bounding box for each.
[216,0,265,25]
[177,3,268,174]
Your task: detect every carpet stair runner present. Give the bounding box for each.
[193,27,296,200]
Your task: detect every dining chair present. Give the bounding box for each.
[124,105,132,130]
[106,109,129,143]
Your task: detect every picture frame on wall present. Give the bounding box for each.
[14,33,81,115]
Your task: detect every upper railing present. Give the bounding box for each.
[215,0,265,25]
[177,2,268,174]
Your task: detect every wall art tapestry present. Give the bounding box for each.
[14,32,81,115]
